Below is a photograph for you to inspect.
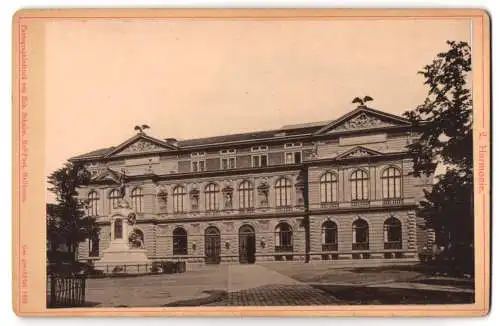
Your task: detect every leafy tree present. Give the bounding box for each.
[47,161,95,262]
[404,41,473,270]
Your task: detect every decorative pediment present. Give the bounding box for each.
[314,107,411,135]
[329,112,392,132]
[92,167,121,183]
[104,134,177,158]
[335,146,382,160]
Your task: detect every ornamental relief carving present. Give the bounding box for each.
[119,140,163,155]
[331,113,392,131]
[343,148,374,158]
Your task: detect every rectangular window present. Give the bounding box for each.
[252,154,268,167]
[192,160,205,172]
[251,145,268,152]
[284,142,302,148]
[220,156,236,170]
[285,151,301,164]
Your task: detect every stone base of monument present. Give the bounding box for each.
[94,244,152,274]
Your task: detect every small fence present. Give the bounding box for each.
[46,275,86,308]
[93,261,187,276]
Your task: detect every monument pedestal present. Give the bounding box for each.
[94,202,151,273]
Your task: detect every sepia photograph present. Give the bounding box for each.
[12,8,490,316]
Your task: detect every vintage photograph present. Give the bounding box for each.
[40,12,479,309]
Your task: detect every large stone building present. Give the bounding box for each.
[71,106,432,267]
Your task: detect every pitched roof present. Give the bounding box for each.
[70,106,410,161]
[177,129,279,147]
[70,147,115,160]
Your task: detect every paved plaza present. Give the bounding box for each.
[85,264,339,307]
[84,264,474,307]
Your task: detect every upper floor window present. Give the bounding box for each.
[220,149,236,170]
[381,167,402,199]
[221,157,236,170]
[191,152,206,172]
[320,172,338,203]
[252,154,268,167]
[109,189,121,211]
[130,188,143,212]
[157,191,168,214]
[205,183,219,211]
[285,151,302,164]
[251,145,268,152]
[238,180,254,209]
[173,186,186,213]
[275,178,292,207]
[284,142,302,148]
[87,191,99,216]
[350,169,369,201]
[192,160,205,172]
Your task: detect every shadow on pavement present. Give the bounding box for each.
[312,284,474,305]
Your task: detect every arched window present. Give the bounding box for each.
[352,219,369,250]
[131,188,143,212]
[321,220,338,251]
[384,217,402,249]
[88,229,100,257]
[275,222,293,251]
[87,191,99,216]
[114,218,123,240]
[157,191,168,213]
[109,189,121,211]
[173,186,186,213]
[275,178,292,207]
[238,180,254,209]
[382,167,402,199]
[173,227,188,255]
[350,170,369,201]
[205,183,219,211]
[320,172,338,204]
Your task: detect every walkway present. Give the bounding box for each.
[85,264,339,307]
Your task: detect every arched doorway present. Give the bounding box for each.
[238,225,256,264]
[204,226,221,264]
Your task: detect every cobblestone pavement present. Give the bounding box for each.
[210,284,339,306]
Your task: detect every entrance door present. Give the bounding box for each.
[239,225,256,264]
[204,226,221,264]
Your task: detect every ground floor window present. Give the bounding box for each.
[384,217,402,249]
[275,222,293,252]
[352,219,369,251]
[321,220,338,251]
[173,227,188,255]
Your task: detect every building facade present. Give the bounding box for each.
[72,106,433,266]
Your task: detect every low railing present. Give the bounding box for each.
[383,198,403,206]
[352,242,370,251]
[351,200,370,208]
[47,275,86,308]
[275,245,294,252]
[320,202,339,209]
[384,241,403,249]
[322,243,338,251]
[277,206,293,212]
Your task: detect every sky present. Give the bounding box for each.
[45,18,471,178]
